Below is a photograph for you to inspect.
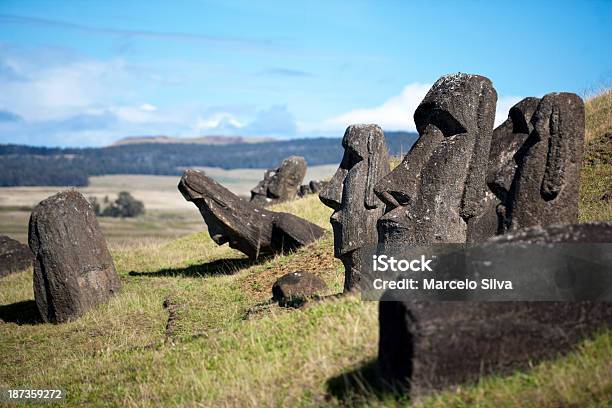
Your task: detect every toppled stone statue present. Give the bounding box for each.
[298,180,328,197]
[319,124,390,291]
[469,97,540,239]
[251,156,307,206]
[272,271,327,307]
[29,190,121,323]
[378,221,612,396]
[179,170,325,259]
[374,73,498,245]
[505,93,585,231]
[0,235,33,278]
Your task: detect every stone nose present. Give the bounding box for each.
[319,168,347,210]
[374,168,412,211]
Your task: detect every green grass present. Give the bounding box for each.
[1,90,611,407]
[1,191,611,407]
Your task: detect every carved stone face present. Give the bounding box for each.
[374,73,497,245]
[319,124,389,257]
[179,169,271,259]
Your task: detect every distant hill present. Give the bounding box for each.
[112,135,277,146]
[0,132,418,186]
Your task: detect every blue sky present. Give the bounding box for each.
[0,0,610,147]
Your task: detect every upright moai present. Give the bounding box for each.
[319,124,390,291]
[250,156,307,206]
[505,93,585,231]
[468,97,540,240]
[29,190,121,323]
[375,73,498,245]
[374,73,498,389]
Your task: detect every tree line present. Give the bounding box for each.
[0,132,417,186]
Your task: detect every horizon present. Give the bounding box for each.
[0,0,610,147]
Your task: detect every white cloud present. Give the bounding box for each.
[305,83,523,135]
[194,112,244,133]
[315,82,431,133]
[140,103,157,112]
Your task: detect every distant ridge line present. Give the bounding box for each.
[111,135,277,146]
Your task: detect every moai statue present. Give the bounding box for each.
[250,156,307,206]
[319,124,390,292]
[468,97,540,240]
[375,73,498,245]
[505,93,585,231]
[374,73,497,391]
[179,170,325,260]
[29,190,121,323]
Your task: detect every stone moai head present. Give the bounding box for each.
[250,156,307,205]
[374,73,498,245]
[506,92,585,231]
[179,169,272,259]
[468,97,541,241]
[487,97,540,201]
[319,124,390,290]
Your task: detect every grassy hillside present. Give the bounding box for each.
[0,91,610,407]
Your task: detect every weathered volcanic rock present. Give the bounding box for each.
[29,190,121,323]
[298,180,328,197]
[179,169,325,259]
[251,156,307,206]
[490,220,612,244]
[374,73,498,390]
[374,73,498,245]
[468,97,540,240]
[378,299,612,396]
[0,235,33,278]
[272,271,327,306]
[319,124,390,291]
[506,93,585,231]
[377,221,612,395]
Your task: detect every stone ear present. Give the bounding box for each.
[365,131,381,208]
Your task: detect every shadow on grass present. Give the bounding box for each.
[0,300,42,325]
[326,359,407,406]
[129,256,269,278]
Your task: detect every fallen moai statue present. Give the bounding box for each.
[0,235,33,278]
[179,169,325,259]
[378,221,612,396]
[250,155,307,206]
[298,180,328,197]
[319,124,390,291]
[29,190,121,323]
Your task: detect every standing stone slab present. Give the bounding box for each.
[506,93,585,231]
[374,73,498,245]
[251,156,307,206]
[0,235,33,278]
[319,124,390,291]
[179,170,325,260]
[29,190,121,323]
